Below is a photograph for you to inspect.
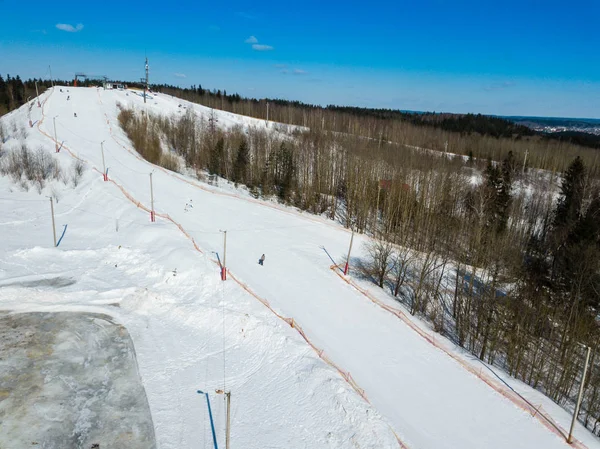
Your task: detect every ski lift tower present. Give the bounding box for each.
[144,57,149,104]
[74,73,108,88]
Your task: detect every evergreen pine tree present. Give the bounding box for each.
[553,156,585,231]
[233,138,249,184]
[209,137,224,176]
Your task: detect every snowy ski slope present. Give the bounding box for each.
[1,86,599,449]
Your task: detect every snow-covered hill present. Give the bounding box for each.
[0,86,597,449]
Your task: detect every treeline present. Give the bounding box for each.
[327,107,536,139]
[151,83,600,178]
[0,75,63,116]
[117,103,600,434]
[548,131,600,150]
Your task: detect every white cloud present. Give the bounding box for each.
[293,69,307,75]
[252,44,273,51]
[245,35,258,44]
[56,23,84,33]
[174,73,187,78]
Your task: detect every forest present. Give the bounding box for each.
[2,74,600,435]
[153,82,600,152]
[0,75,61,116]
[117,96,600,435]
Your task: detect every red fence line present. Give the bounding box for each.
[329,264,587,449]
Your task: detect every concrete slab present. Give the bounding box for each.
[0,312,156,449]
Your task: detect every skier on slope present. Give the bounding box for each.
[258,254,265,266]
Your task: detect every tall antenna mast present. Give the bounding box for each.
[144,57,149,104]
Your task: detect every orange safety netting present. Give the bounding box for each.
[329,263,587,449]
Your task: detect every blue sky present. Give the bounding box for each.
[1,0,599,118]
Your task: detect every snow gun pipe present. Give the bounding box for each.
[329,264,588,449]
[56,224,68,246]
[197,390,219,449]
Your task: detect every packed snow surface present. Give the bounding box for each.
[1,86,598,449]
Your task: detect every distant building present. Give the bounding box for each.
[105,83,125,90]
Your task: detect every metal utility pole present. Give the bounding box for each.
[27,97,32,127]
[374,183,382,231]
[53,116,59,152]
[523,149,529,174]
[221,230,227,280]
[568,345,592,444]
[149,172,155,222]
[344,230,355,275]
[444,140,448,153]
[266,101,269,122]
[49,197,57,247]
[144,57,149,104]
[225,391,231,449]
[215,389,231,449]
[101,141,107,181]
[35,81,41,107]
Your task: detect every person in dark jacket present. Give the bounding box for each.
[258,254,265,266]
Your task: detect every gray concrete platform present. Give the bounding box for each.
[0,312,156,449]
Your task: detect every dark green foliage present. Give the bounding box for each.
[272,143,295,201]
[209,137,225,177]
[232,138,249,185]
[548,131,600,150]
[481,152,513,235]
[553,156,585,231]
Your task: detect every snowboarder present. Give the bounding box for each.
[73,112,77,118]
[67,96,70,101]
[258,254,265,266]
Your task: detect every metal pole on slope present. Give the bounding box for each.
[53,115,59,152]
[220,230,227,280]
[27,96,32,127]
[523,149,529,174]
[225,391,231,449]
[49,197,57,247]
[101,141,107,181]
[35,81,41,107]
[215,389,231,449]
[374,183,382,232]
[49,65,54,88]
[266,101,269,122]
[149,172,155,222]
[568,345,592,444]
[344,230,355,275]
[144,57,149,104]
